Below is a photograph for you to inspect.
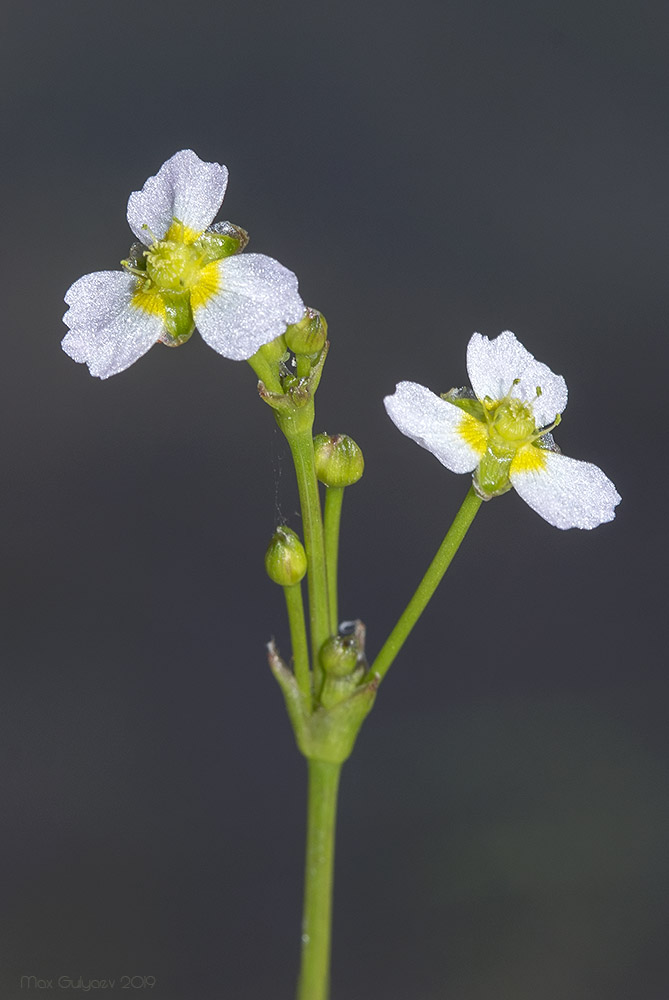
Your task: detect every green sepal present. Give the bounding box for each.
[473,448,513,499]
[161,290,195,344]
[268,641,379,763]
[193,221,250,265]
[442,388,486,422]
[193,230,243,267]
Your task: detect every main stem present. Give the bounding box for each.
[297,759,342,1000]
[369,485,482,682]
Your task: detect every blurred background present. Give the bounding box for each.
[1,1,667,997]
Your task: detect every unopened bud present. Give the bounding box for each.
[314,433,364,488]
[319,630,366,709]
[265,526,307,586]
[285,308,328,356]
[320,634,360,677]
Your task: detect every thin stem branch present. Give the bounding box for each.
[284,582,311,702]
[247,339,286,393]
[323,487,344,629]
[369,485,482,682]
[297,759,342,1000]
[282,411,331,695]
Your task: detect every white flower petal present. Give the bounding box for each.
[467,331,568,427]
[510,450,621,529]
[127,150,228,244]
[384,382,484,473]
[194,253,304,361]
[62,271,164,379]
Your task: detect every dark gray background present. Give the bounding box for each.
[2,2,667,998]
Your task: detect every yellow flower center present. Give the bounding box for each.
[472,384,559,499]
[488,396,537,451]
[126,219,226,341]
[145,239,202,292]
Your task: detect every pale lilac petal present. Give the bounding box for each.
[467,331,568,426]
[194,253,304,361]
[384,382,484,473]
[62,271,164,379]
[510,450,621,529]
[127,150,228,244]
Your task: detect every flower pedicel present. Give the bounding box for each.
[62,150,304,378]
[384,330,620,529]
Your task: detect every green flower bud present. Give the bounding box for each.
[264,526,307,586]
[319,630,366,710]
[320,634,359,677]
[313,433,364,487]
[285,307,328,356]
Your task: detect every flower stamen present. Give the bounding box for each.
[530,411,561,443]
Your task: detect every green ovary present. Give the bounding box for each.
[490,397,536,447]
[145,240,201,292]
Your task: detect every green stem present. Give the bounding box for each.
[297,759,342,1000]
[247,338,286,393]
[281,408,331,695]
[369,485,482,682]
[323,487,344,629]
[284,582,311,702]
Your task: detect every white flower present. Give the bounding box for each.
[62,150,305,378]
[384,330,621,530]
